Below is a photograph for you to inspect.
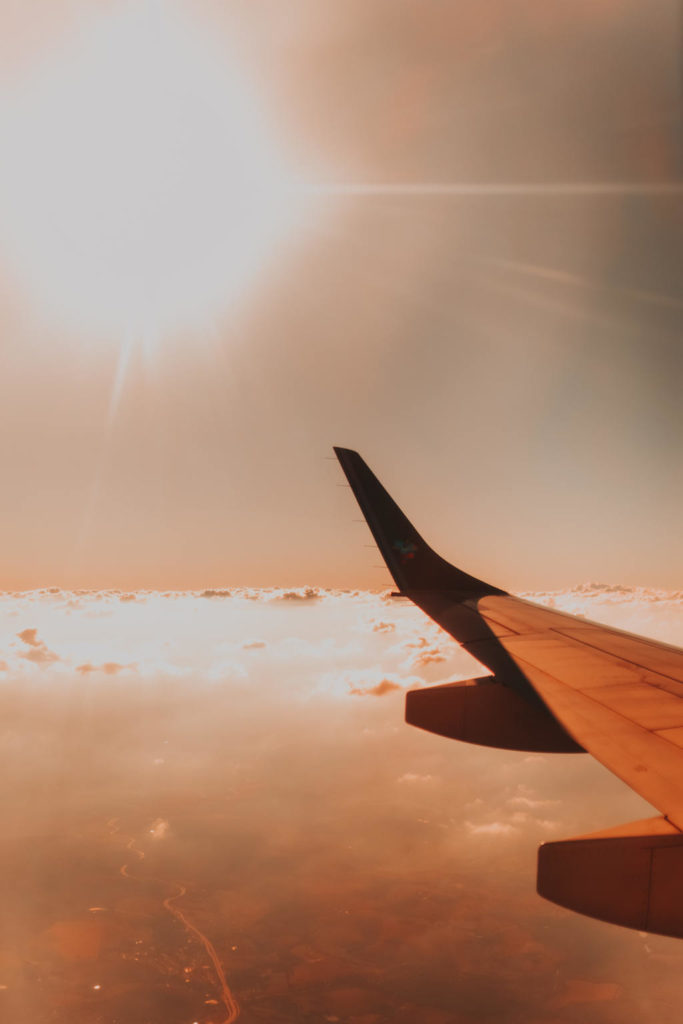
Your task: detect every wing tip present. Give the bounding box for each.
[331,445,503,596]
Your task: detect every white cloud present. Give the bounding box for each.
[0,585,679,709]
[466,821,518,837]
[397,773,439,784]
[148,818,170,840]
[507,795,559,811]
[520,585,683,646]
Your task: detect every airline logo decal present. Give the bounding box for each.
[393,539,418,562]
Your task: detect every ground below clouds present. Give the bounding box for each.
[0,587,682,1022]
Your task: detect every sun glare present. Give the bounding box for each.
[0,2,306,344]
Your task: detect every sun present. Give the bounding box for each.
[0,2,306,345]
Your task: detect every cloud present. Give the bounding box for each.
[0,581,679,1018]
[148,818,170,840]
[207,659,248,683]
[16,628,60,665]
[349,678,402,697]
[319,663,420,699]
[395,630,466,673]
[410,649,447,668]
[506,795,559,810]
[397,773,438,784]
[506,785,560,812]
[274,587,321,602]
[522,583,683,605]
[463,784,564,835]
[76,662,134,675]
[520,584,683,647]
[17,628,41,647]
[466,821,518,837]
[1,585,679,695]
[550,980,622,1009]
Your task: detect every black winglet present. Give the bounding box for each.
[334,447,505,596]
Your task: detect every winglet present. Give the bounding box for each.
[334,447,505,595]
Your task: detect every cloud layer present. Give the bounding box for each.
[0,585,681,1021]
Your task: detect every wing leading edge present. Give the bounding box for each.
[333,447,683,939]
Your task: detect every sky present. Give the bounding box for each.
[0,6,681,1020]
[0,0,679,590]
[0,585,682,1023]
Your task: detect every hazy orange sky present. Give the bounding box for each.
[0,0,680,590]
[2,10,682,1020]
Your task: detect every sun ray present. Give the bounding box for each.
[472,255,683,311]
[107,336,136,430]
[301,181,683,197]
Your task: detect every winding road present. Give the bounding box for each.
[110,819,240,1023]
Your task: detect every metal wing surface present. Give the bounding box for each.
[333,447,683,938]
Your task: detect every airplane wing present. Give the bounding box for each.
[334,447,683,939]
